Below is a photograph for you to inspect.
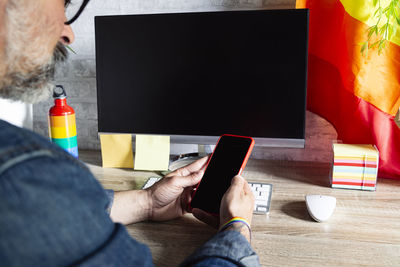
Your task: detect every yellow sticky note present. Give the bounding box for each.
[100,134,134,168]
[333,144,379,160]
[134,135,170,171]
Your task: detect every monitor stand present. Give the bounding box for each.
[168,144,213,172]
[198,144,213,157]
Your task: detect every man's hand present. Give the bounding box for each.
[145,156,208,221]
[192,175,254,241]
[219,175,254,226]
[110,157,208,225]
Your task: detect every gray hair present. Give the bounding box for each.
[0,1,68,103]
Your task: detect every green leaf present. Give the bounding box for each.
[379,23,389,36]
[378,39,386,54]
[368,25,377,38]
[370,40,380,48]
[383,6,391,16]
[361,41,368,53]
[373,0,378,6]
[389,1,395,15]
[374,7,383,17]
[396,13,400,25]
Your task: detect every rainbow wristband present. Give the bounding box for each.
[219,217,252,242]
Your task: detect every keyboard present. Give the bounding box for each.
[250,182,273,214]
[142,177,272,214]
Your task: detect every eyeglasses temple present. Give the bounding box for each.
[65,0,90,25]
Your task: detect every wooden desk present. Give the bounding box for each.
[80,150,400,266]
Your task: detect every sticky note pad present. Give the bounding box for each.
[100,134,134,168]
[134,135,170,171]
[331,144,379,191]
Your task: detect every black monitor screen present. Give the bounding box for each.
[95,9,308,142]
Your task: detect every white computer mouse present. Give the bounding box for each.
[305,195,336,222]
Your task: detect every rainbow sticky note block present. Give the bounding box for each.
[331,144,379,191]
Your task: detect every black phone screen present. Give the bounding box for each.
[190,135,254,214]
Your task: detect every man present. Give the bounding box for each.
[0,1,260,266]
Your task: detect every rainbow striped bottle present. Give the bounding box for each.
[48,85,78,158]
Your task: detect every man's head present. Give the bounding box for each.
[0,0,75,103]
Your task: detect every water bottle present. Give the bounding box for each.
[48,85,78,158]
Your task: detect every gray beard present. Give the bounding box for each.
[0,43,68,104]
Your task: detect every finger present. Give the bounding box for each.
[184,186,196,203]
[169,156,209,177]
[179,156,209,176]
[171,170,204,188]
[181,188,193,214]
[232,175,245,185]
[181,186,198,212]
[243,179,252,195]
[192,208,219,229]
[230,175,245,192]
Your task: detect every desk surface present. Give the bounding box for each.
[80,150,400,267]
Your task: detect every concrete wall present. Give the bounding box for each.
[33,0,338,162]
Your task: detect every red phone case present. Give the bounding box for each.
[189,134,255,213]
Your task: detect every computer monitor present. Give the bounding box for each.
[95,9,309,148]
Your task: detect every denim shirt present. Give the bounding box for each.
[0,120,260,267]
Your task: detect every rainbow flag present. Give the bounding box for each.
[297,0,400,179]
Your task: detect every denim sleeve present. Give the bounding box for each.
[0,121,156,266]
[0,153,154,267]
[180,230,260,267]
[104,189,114,214]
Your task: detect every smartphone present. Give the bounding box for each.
[190,134,255,214]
